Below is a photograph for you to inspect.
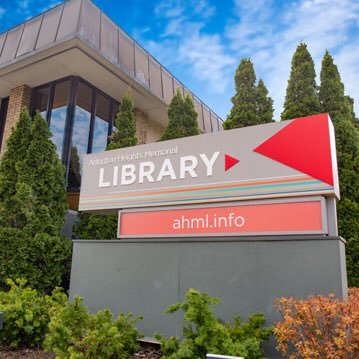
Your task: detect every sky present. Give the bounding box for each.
[0,0,359,121]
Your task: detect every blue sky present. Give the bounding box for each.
[1,0,359,121]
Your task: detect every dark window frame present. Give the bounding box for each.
[30,76,119,183]
[0,97,9,152]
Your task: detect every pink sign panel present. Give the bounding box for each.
[118,198,327,238]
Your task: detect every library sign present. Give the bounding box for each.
[78,114,339,238]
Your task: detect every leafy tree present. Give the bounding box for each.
[224,59,273,129]
[319,50,359,286]
[160,90,199,140]
[281,43,320,120]
[73,91,137,239]
[256,79,274,123]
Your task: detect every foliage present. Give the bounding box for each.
[74,91,138,240]
[160,90,200,141]
[346,237,359,288]
[156,289,272,359]
[224,59,273,129]
[274,288,359,359]
[0,108,32,219]
[72,212,117,240]
[0,111,67,236]
[44,296,142,358]
[319,50,359,286]
[0,228,72,293]
[0,278,66,349]
[107,91,138,150]
[256,79,274,124]
[281,43,320,120]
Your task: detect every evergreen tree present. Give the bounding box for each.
[319,51,359,286]
[73,91,137,239]
[107,91,137,150]
[16,112,68,235]
[256,79,274,123]
[0,108,32,226]
[0,110,71,291]
[224,59,259,129]
[281,43,320,120]
[224,59,273,129]
[160,90,199,141]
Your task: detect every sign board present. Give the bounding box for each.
[118,197,327,238]
[79,114,339,213]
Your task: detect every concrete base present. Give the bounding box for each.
[69,236,347,358]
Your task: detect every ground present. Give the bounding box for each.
[0,342,162,359]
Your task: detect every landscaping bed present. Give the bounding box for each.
[0,342,162,359]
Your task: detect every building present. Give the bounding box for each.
[0,0,223,210]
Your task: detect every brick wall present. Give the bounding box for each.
[1,85,32,154]
[134,107,148,144]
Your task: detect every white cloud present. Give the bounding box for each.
[226,0,359,120]
[139,0,235,95]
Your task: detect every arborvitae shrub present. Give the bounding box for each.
[156,289,272,359]
[0,279,67,349]
[44,296,142,358]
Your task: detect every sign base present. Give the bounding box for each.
[70,236,347,359]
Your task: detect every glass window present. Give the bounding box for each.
[50,81,71,158]
[68,82,93,192]
[32,86,50,120]
[92,94,110,153]
[0,97,9,152]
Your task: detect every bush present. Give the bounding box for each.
[0,228,72,293]
[0,279,66,349]
[44,296,142,358]
[156,289,272,359]
[274,288,359,359]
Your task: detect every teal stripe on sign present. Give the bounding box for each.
[81,179,328,205]
[81,187,333,209]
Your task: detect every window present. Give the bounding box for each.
[32,86,50,120]
[92,93,111,153]
[31,77,119,208]
[50,80,71,158]
[67,81,93,192]
[0,97,9,152]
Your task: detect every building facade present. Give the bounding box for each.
[0,0,222,209]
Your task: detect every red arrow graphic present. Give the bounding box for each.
[225,154,240,171]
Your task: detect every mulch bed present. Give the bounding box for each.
[0,342,162,359]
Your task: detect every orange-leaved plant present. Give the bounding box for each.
[273,288,359,359]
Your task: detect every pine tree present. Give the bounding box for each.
[319,51,359,286]
[0,108,32,226]
[257,79,274,123]
[160,90,199,141]
[224,59,259,129]
[73,91,137,239]
[281,43,320,120]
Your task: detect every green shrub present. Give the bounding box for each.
[0,228,72,293]
[156,289,272,359]
[0,278,66,349]
[44,296,142,358]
